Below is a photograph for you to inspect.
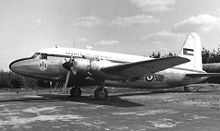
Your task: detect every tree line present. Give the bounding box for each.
[149,46,220,63]
[1,46,220,89]
[0,70,50,89]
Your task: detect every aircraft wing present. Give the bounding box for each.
[101,56,189,77]
[186,73,220,77]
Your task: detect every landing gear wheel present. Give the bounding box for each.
[70,87,82,98]
[184,86,190,92]
[94,88,108,100]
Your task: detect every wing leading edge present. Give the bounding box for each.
[101,56,189,77]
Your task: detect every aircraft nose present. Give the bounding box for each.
[9,58,32,75]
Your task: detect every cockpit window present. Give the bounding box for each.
[32,53,47,59]
[41,53,47,59]
[32,53,40,58]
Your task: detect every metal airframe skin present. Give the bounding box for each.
[9,51,206,89]
[10,33,212,93]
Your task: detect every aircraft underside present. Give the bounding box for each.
[56,71,207,100]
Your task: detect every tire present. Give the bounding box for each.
[184,86,190,92]
[94,88,108,100]
[70,87,82,98]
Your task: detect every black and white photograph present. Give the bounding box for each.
[1,0,220,130]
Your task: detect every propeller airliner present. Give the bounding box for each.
[9,33,219,100]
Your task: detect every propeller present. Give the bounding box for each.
[63,41,77,90]
[62,41,98,90]
[63,54,73,90]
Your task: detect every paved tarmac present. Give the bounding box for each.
[0,84,220,131]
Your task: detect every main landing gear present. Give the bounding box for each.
[94,82,108,100]
[70,86,82,98]
[184,86,190,92]
[69,85,108,100]
[94,86,108,100]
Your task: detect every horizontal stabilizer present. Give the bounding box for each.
[102,56,189,77]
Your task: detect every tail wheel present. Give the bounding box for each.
[94,88,108,100]
[70,87,82,98]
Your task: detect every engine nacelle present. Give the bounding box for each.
[90,59,122,79]
[74,58,91,76]
[74,58,117,78]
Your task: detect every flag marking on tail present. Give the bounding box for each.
[183,48,194,56]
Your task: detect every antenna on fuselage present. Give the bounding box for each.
[53,43,59,48]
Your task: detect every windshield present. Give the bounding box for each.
[32,53,47,59]
[32,53,40,58]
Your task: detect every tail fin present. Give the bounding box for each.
[179,33,202,71]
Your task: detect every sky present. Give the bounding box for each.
[1,0,220,71]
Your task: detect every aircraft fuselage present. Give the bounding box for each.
[9,48,206,89]
[9,33,215,100]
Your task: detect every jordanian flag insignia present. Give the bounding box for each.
[183,48,194,56]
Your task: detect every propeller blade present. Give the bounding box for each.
[70,54,74,63]
[70,65,77,75]
[63,71,71,89]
